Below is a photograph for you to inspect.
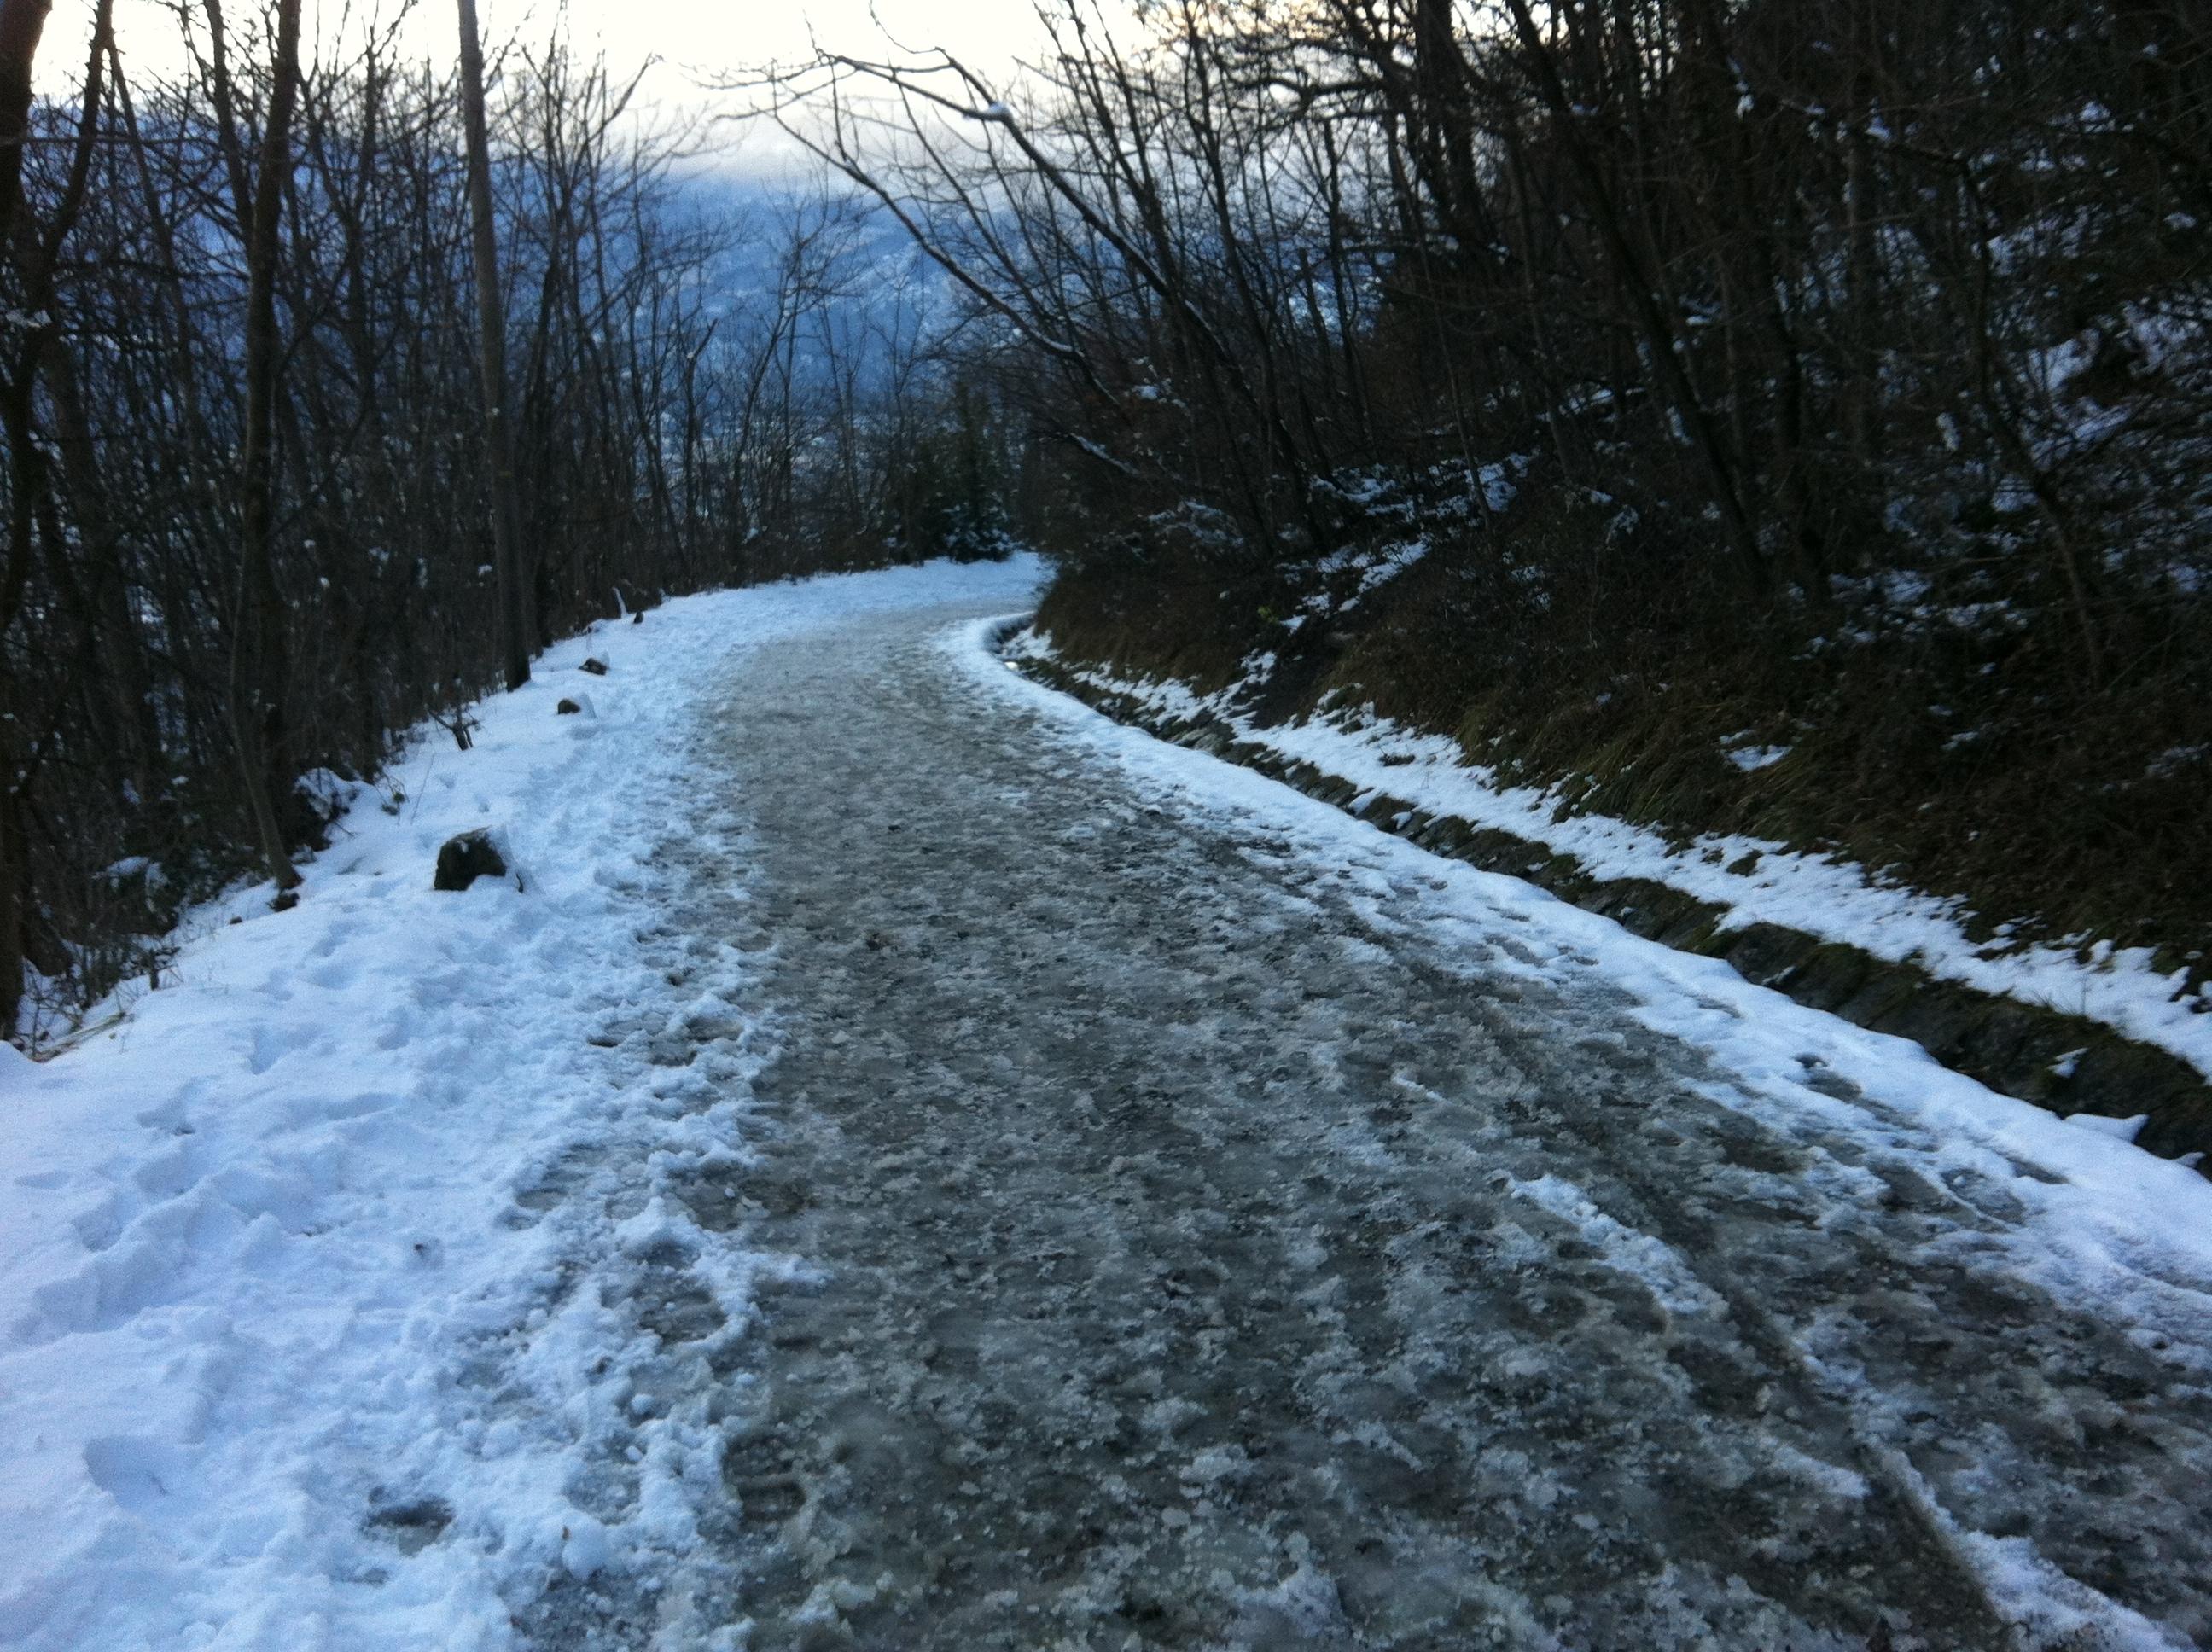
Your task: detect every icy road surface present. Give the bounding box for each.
[13,563,2210,1652]
[637,601,2212,1650]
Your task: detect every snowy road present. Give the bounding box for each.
[632,600,2212,1649]
[9,567,2212,1651]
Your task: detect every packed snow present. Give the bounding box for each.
[7,554,2212,1650]
[0,557,1044,1652]
[646,602,2212,1647]
[977,616,2212,1293]
[1010,631,2212,1087]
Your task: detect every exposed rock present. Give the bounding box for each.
[434,829,507,892]
[579,657,609,676]
[631,611,643,625]
[556,698,582,715]
[365,1497,452,1556]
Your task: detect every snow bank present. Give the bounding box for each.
[0,557,1042,1651]
[962,614,2212,1350]
[1009,631,2212,1086]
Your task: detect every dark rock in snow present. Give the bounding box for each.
[434,829,507,892]
[579,657,609,676]
[365,1496,452,1556]
[631,611,643,625]
[556,698,583,715]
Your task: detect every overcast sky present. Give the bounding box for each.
[53,0,1060,171]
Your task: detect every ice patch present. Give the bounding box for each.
[1006,631,2212,1090]
[1505,1173,1724,1317]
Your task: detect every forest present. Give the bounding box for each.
[760,0,2211,986]
[0,0,1016,1035]
[3,0,2208,1036]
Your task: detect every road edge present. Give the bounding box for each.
[996,622,2212,1175]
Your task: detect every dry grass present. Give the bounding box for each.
[1037,492,2212,986]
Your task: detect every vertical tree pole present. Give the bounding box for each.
[0,0,47,229]
[457,0,528,690]
[0,0,50,1027]
[227,0,303,899]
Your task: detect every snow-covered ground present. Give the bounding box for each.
[639,602,2212,1648]
[0,557,1044,1652]
[1010,632,2212,1089]
[978,618,2212,1297]
[8,552,2212,1649]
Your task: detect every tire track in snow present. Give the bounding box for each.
[592,600,2212,1650]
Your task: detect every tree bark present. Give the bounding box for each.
[0,0,48,242]
[1499,0,1769,596]
[457,0,529,690]
[227,0,304,897]
[0,0,50,1030]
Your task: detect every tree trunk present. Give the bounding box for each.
[0,0,49,1032]
[0,0,48,244]
[227,0,303,897]
[457,0,529,690]
[1499,0,1769,596]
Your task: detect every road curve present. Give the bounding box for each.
[650,599,2212,1650]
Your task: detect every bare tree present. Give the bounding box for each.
[457,0,529,689]
[224,0,305,900]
